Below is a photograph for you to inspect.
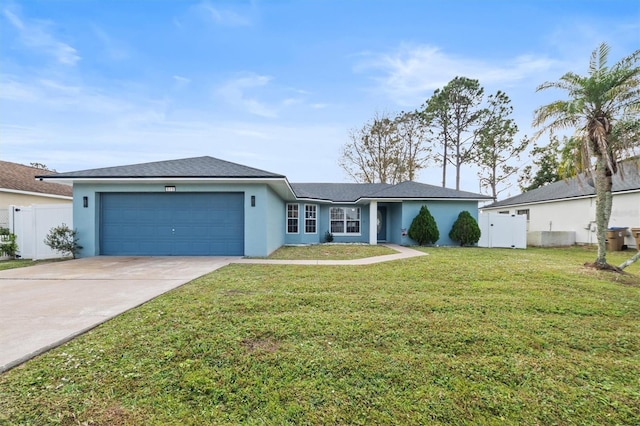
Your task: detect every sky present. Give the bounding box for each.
[1,0,639,199]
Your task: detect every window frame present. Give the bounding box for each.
[304,204,317,234]
[287,203,299,234]
[516,209,530,221]
[330,206,361,236]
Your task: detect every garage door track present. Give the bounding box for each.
[0,256,235,373]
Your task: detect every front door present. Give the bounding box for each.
[377,206,387,242]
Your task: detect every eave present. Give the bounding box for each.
[39,176,297,201]
[0,188,73,200]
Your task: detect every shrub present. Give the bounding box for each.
[449,210,481,246]
[44,224,82,259]
[408,205,439,246]
[324,231,334,243]
[0,233,18,258]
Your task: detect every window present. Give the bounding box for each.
[305,205,317,234]
[498,210,509,215]
[516,209,530,221]
[330,207,360,235]
[287,204,299,233]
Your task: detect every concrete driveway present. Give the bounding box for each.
[0,256,236,373]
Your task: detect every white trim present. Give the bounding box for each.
[303,204,317,234]
[0,188,72,200]
[40,176,288,184]
[329,206,362,236]
[369,201,377,244]
[41,176,298,201]
[286,203,299,234]
[359,197,491,203]
[294,197,491,204]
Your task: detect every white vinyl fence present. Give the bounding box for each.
[0,208,8,229]
[477,213,527,249]
[6,204,73,260]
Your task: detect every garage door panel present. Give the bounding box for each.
[101,193,244,256]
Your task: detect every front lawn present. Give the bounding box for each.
[267,243,396,260]
[0,247,638,425]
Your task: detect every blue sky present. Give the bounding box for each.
[1,0,638,197]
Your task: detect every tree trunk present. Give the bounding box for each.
[455,139,461,191]
[442,141,447,188]
[619,251,640,270]
[594,158,609,267]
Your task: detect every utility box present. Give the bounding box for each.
[631,227,640,251]
[527,231,576,247]
[606,227,627,251]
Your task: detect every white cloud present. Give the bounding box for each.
[91,25,129,61]
[355,44,557,106]
[173,75,190,84]
[172,75,191,90]
[2,7,80,66]
[38,79,82,95]
[215,74,325,118]
[0,78,39,101]
[217,74,279,118]
[195,1,252,27]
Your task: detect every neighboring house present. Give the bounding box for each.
[41,156,491,257]
[0,161,73,228]
[0,161,73,208]
[482,165,640,247]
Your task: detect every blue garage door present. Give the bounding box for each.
[101,192,244,256]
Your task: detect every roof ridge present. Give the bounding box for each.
[40,156,286,179]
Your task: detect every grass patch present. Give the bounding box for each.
[266,243,396,260]
[0,258,67,271]
[0,247,638,425]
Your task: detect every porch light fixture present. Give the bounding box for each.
[251,195,256,207]
[165,186,176,192]
[83,196,88,208]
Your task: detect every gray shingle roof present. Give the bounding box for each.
[368,181,492,200]
[292,181,490,202]
[41,156,285,179]
[0,160,73,197]
[291,183,391,202]
[485,165,640,209]
[40,155,491,203]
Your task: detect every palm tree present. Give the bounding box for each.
[533,43,640,269]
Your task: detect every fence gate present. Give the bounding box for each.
[477,213,527,249]
[7,204,73,260]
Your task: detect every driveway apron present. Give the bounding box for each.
[0,256,236,373]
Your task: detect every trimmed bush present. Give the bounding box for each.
[449,210,481,246]
[44,224,82,258]
[408,205,439,246]
[0,233,18,258]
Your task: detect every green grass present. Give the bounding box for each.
[0,247,639,425]
[0,258,66,271]
[266,243,396,260]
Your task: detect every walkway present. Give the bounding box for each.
[233,244,427,265]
